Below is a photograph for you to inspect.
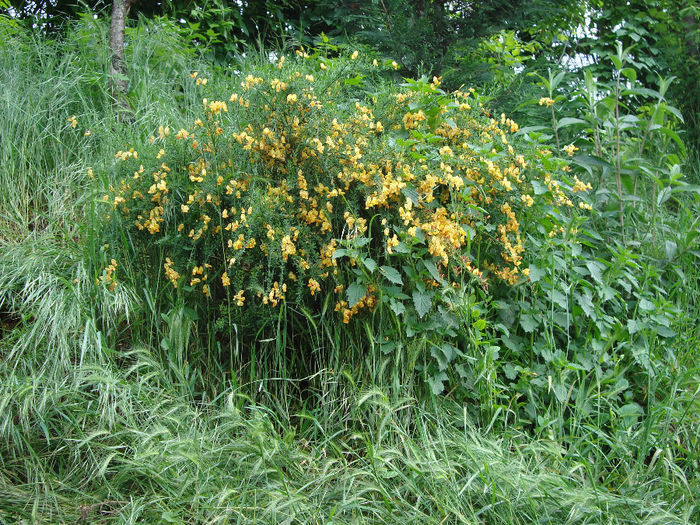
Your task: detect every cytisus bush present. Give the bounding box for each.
[101,50,591,393]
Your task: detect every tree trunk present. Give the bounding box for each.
[109,0,132,121]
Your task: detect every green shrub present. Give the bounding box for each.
[100,49,591,396]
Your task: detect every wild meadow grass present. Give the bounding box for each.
[0,17,698,524]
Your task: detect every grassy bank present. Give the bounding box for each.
[0,16,697,524]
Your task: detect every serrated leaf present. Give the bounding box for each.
[503,363,518,380]
[627,319,641,334]
[586,261,604,285]
[549,289,568,309]
[346,282,366,308]
[362,258,377,273]
[422,259,446,284]
[389,298,405,316]
[638,298,655,311]
[520,313,539,333]
[528,264,546,283]
[575,290,596,319]
[427,371,448,395]
[412,290,432,318]
[401,185,419,205]
[380,266,403,285]
[394,242,411,253]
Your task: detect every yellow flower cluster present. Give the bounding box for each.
[99,259,118,291]
[103,53,591,322]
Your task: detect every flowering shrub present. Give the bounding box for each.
[100,51,590,392]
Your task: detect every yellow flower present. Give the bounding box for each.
[68,115,77,128]
[308,278,321,296]
[351,50,359,60]
[563,143,579,156]
[538,97,555,107]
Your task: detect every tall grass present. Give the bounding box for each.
[0,15,697,524]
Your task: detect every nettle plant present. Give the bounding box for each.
[100,50,590,395]
[497,43,689,432]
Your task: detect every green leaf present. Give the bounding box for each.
[617,402,643,419]
[393,242,411,254]
[557,117,588,128]
[332,249,348,259]
[412,290,432,318]
[427,371,448,395]
[586,261,604,285]
[576,290,596,319]
[620,67,637,82]
[528,264,546,283]
[430,344,455,371]
[422,259,446,285]
[401,186,419,205]
[346,283,367,308]
[520,313,539,333]
[638,298,655,311]
[389,298,406,316]
[362,258,377,273]
[664,240,677,261]
[380,266,403,285]
[627,319,641,335]
[548,289,568,309]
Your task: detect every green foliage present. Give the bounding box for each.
[99,51,598,399]
[0,16,698,525]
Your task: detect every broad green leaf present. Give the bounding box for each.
[548,289,568,309]
[627,319,641,335]
[362,258,377,273]
[422,259,446,284]
[401,185,419,205]
[620,67,637,82]
[617,402,643,418]
[412,290,432,318]
[380,266,403,285]
[528,264,546,283]
[664,240,677,261]
[586,261,604,285]
[427,371,448,395]
[346,282,367,308]
[520,313,539,333]
[638,298,655,311]
[557,117,588,128]
[503,363,518,380]
[576,290,596,319]
[389,298,405,316]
